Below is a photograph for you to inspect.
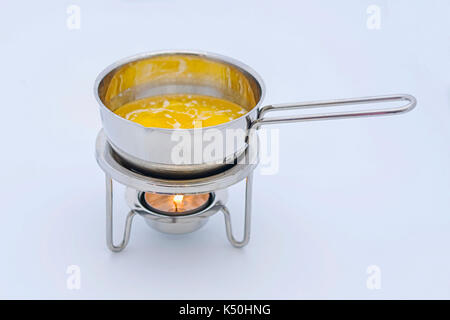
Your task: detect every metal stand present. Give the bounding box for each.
[104,172,254,252]
[98,131,257,252]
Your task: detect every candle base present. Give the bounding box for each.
[143,216,209,235]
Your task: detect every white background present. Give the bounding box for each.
[1,0,449,299]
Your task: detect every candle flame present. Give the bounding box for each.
[173,194,184,204]
[173,194,184,211]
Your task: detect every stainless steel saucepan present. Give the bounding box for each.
[94,50,416,179]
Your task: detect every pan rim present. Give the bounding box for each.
[93,49,266,132]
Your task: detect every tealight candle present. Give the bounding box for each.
[143,192,211,215]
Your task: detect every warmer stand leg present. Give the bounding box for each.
[220,172,253,248]
[105,175,136,252]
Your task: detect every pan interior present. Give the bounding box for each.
[97,53,262,115]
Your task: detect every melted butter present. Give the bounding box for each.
[113,94,248,129]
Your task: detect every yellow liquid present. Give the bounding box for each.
[113,94,248,129]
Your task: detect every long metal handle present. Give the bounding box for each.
[251,94,416,129]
